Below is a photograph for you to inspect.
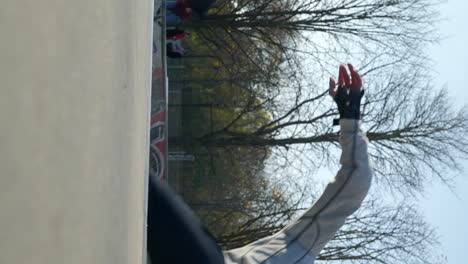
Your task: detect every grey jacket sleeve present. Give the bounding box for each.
[224,119,373,264]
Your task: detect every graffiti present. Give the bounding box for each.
[149,0,168,182]
[150,101,167,181]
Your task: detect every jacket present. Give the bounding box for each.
[223,119,373,264]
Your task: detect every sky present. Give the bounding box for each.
[420,1,468,263]
[306,2,468,262]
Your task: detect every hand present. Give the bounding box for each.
[329,64,362,97]
[329,64,364,122]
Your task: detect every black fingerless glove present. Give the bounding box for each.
[333,87,364,126]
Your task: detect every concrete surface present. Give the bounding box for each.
[0,0,154,263]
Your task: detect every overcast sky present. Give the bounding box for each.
[421,1,468,263]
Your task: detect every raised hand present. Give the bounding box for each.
[329,64,364,123]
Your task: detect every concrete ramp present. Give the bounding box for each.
[0,0,155,263]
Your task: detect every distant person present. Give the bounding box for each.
[147,64,372,264]
[166,39,187,58]
[166,29,190,58]
[167,28,191,40]
[166,0,193,25]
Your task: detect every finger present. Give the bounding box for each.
[329,77,336,98]
[348,63,362,90]
[348,63,361,89]
[338,64,351,88]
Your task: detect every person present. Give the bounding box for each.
[147,64,373,264]
[166,0,193,25]
[166,29,190,58]
[167,28,191,41]
[166,39,187,58]
[167,39,185,53]
[147,174,225,264]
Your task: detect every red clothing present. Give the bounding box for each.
[167,32,189,40]
[174,0,192,19]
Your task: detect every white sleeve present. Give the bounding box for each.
[224,119,373,264]
[281,119,373,258]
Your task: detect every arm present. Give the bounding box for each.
[282,64,372,258]
[223,64,372,264]
[282,119,372,258]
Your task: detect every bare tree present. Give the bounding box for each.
[184,0,440,83]
[185,60,468,194]
[161,1,455,262]
[184,147,311,244]
[317,197,443,264]
[211,195,443,264]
